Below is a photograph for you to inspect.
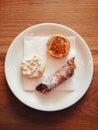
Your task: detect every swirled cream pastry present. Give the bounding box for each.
[47,35,70,58]
[21,55,45,79]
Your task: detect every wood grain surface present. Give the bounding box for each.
[0,0,98,130]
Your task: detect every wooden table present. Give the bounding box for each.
[0,0,98,130]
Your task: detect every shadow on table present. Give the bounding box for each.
[6,84,89,128]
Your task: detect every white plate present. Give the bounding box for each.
[5,23,93,111]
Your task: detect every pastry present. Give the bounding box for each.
[36,57,76,93]
[21,55,45,79]
[47,35,70,58]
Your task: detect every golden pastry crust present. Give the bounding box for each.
[21,55,45,79]
[47,35,70,58]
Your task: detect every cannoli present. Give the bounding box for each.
[36,57,76,93]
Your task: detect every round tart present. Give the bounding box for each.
[47,35,70,58]
[21,55,45,79]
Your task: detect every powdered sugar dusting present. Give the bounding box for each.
[22,36,76,91]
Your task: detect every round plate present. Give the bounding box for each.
[5,23,93,111]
